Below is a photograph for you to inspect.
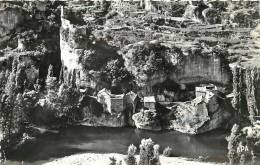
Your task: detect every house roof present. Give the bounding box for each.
[111,94,125,99]
[144,96,156,102]
[226,93,234,98]
[97,88,110,95]
[98,88,125,98]
[191,96,204,105]
[126,91,138,100]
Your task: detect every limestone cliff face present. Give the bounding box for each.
[0,6,28,38]
[231,25,260,123]
[60,7,85,71]
[0,2,62,82]
[232,67,260,123]
[175,54,231,85]
[57,1,258,132]
[145,49,231,86]
[0,1,259,136]
[121,41,231,99]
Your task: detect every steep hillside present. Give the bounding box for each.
[0,1,259,162]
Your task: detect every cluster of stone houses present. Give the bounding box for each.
[96,88,159,114]
[96,84,219,115]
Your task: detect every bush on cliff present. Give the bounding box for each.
[121,42,183,86]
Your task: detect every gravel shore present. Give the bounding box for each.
[43,153,224,165]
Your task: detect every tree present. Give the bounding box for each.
[0,58,26,156]
[12,94,26,135]
[70,69,77,88]
[5,59,18,99]
[59,65,64,84]
[0,70,9,97]
[125,144,137,165]
[46,65,58,102]
[121,43,181,86]
[149,144,161,165]
[57,83,81,122]
[226,124,241,165]
[138,138,154,165]
[15,64,27,93]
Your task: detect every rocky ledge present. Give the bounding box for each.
[132,89,234,134]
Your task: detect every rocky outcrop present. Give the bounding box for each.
[80,111,126,127]
[132,90,233,134]
[231,24,260,123]
[170,91,232,134]
[0,2,260,155]
[78,95,127,127]
[132,109,162,131]
[121,41,231,90]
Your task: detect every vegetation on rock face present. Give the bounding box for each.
[121,42,183,86]
[44,65,82,124]
[226,124,241,164]
[232,66,260,124]
[0,1,260,162]
[226,124,258,165]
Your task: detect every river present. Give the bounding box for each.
[6,125,229,165]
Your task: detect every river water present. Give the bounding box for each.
[6,126,229,165]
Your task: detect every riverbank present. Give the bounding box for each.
[43,153,224,165]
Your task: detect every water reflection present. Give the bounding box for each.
[7,126,229,165]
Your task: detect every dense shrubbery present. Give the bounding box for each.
[45,65,82,123]
[153,1,187,17]
[226,124,258,165]
[105,59,134,90]
[124,138,161,165]
[0,62,83,160]
[125,144,137,165]
[0,58,29,160]
[121,42,183,86]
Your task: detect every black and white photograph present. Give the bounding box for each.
[0,0,259,164]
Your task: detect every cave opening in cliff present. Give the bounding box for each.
[152,79,196,102]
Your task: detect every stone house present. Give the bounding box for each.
[144,96,156,109]
[253,116,260,125]
[125,91,139,126]
[156,94,166,102]
[195,84,217,98]
[125,91,138,114]
[191,95,209,118]
[111,94,125,113]
[97,88,125,114]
